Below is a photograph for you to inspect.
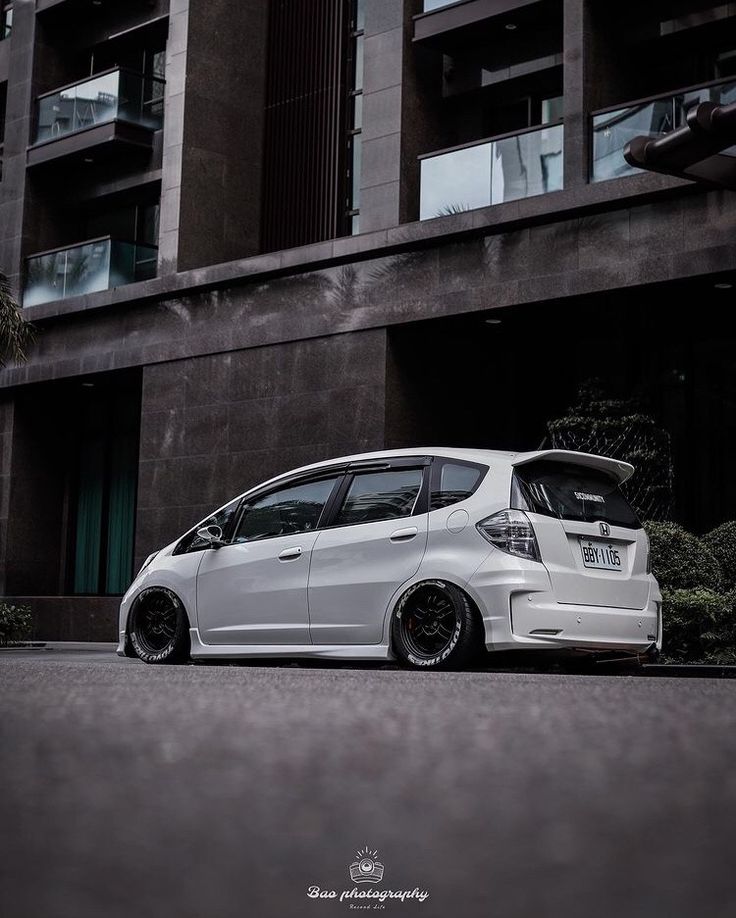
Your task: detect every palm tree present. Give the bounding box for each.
[0,271,34,367]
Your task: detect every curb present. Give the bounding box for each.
[642,664,736,678]
[0,642,47,650]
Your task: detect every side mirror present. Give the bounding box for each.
[196,524,225,548]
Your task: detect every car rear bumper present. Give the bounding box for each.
[507,590,660,651]
[466,565,662,654]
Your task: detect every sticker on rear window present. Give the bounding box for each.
[574,491,605,503]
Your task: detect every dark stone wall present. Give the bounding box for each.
[0,32,8,82]
[134,329,388,569]
[3,0,736,644]
[0,0,36,293]
[4,384,72,597]
[6,188,736,391]
[3,596,120,642]
[176,0,268,270]
[0,396,14,596]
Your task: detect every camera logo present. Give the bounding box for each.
[349,848,384,885]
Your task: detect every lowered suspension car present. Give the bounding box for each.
[118,448,662,669]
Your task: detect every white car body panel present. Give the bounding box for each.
[529,513,651,610]
[117,446,663,661]
[308,515,429,645]
[196,531,317,645]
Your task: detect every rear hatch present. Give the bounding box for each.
[511,451,650,610]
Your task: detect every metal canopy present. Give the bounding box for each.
[624,100,736,189]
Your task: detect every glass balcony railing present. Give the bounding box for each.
[24,237,158,307]
[423,0,460,10]
[419,123,564,220]
[34,68,165,145]
[592,78,736,182]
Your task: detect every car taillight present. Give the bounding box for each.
[477,509,541,562]
[645,533,653,574]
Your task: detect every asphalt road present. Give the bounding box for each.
[1,650,734,918]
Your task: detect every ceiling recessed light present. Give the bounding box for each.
[485,318,503,325]
[83,156,94,163]
[505,22,518,30]
[82,382,95,388]
[714,282,733,289]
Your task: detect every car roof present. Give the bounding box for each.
[174,446,633,548]
[252,446,634,491]
[281,446,519,475]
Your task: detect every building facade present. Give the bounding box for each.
[1,0,736,639]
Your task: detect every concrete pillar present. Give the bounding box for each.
[562,0,588,190]
[359,0,410,233]
[0,0,36,295]
[159,0,269,275]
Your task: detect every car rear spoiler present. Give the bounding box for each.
[511,450,634,485]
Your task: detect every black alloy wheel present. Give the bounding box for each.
[129,588,190,664]
[392,581,482,670]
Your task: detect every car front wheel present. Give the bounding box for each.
[391,580,482,670]
[129,588,191,664]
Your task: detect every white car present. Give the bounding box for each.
[118,447,662,669]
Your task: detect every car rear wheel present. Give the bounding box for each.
[391,581,482,670]
[129,588,190,664]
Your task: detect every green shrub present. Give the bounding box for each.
[644,520,721,591]
[661,588,736,663]
[703,521,736,591]
[0,602,32,645]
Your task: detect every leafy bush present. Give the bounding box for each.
[0,602,32,645]
[660,589,736,664]
[644,520,721,591]
[644,521,736,662]
[703,521,736,591]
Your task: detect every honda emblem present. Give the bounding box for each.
[599,522,611,537]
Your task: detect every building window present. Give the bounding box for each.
[1,3,12,40]
[346,0,365,235]
[715,48,736,79]
[70,381,140,596]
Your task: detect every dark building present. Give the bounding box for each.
[1,0,736,639]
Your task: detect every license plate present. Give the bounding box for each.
[579,538,623,571]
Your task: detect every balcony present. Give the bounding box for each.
[36,0,152,13]
[23,237,158,307]
[423,0,461,9]
[592,78,736,183]
[414,0,552,49]
[28,68,164,169]
[419,122,563,220]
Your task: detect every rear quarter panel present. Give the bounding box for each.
[415,459,512,587]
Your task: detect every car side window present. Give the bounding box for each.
[333,469,423,526]
[431,461,486,510]
[233,477,339,543]
[175,497,241,554]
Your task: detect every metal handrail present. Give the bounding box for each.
[418,119,563,161]
[26,236,158,261]
[35,66,165,102]
[591,76,736,119]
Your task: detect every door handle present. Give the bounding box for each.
[278,547,303,561]
[390,526,418,542]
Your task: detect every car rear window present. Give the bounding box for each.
[511,460,640,529]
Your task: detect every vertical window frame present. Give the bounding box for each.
[1,3,12,41]
[345,0,365,235]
